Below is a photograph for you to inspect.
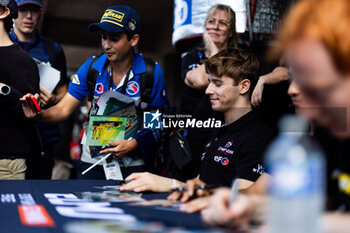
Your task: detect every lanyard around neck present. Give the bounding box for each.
[108,63,132,95]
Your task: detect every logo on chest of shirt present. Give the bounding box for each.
[217,140,234,155]
[214,156,229,166]
[126,81,139,96]
[95,83,104,94]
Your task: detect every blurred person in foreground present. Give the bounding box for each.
[0,0,41,179]
[202,0,350,231]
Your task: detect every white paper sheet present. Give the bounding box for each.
[37,62,61,93]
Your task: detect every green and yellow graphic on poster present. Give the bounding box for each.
[86,116,127,147]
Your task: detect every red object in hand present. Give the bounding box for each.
[27,96,41,113]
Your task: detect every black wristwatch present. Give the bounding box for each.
[0,85,11,96]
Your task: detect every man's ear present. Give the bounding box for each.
[130,34,139,47]
[0,7,10,19]
[239,79,251,95]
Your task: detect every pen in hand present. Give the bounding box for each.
[230,179,239,204]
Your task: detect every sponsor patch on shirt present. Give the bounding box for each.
[189,64,200,70]
[225,140,233,148]
[217,146,234,155]
[214,156,229,166]
[126,81,139,96]
[217,140,234,155]
[71,74,80,85]
[95,83,104,94]
[221,157,229,165]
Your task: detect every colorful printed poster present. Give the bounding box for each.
[86,116,127,147]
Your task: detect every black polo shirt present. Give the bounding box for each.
[313,128,350,211]
[328,137,350,211]
[199,111,274,187]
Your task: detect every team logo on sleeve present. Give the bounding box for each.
[95,83,104,94]
[126,81,139,96]
[252,164,264,174]
[71,74,80,85]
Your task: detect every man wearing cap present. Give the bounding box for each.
[21,5,168,179]
[10,0,69,179]
[0,0,41,179]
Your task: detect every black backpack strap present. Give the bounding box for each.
[139,57,155,109]
[87,55,102,102]
[42,37,57,67]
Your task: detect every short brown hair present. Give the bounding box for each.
[205,48,260,88]
[275,0,350,74]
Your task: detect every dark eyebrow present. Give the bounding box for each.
[211,78,222,82]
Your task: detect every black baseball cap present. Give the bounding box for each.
[88,5,141,35]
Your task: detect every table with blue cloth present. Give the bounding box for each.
[0,180,210,233]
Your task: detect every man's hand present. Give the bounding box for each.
[40,87,57,108]
[201,188,266,229]
[201,188,237,227]
[179,196,211,213]
[99,139,138,159]
[20,93,41,119]
[120,172,179,193]
[167,177,210,202]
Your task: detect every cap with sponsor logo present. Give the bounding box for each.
[16,0,41,7]
[0,0,18,18]
[88,5,141,35]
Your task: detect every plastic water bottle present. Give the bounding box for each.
[266,115,325,233]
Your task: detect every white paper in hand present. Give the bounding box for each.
[38,62,61,93]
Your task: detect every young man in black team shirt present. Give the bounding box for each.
[120,49,274,204]
[197,48,274,188]
[0,0,40,179]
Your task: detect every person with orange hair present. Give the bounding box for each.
[201,0,350,231]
